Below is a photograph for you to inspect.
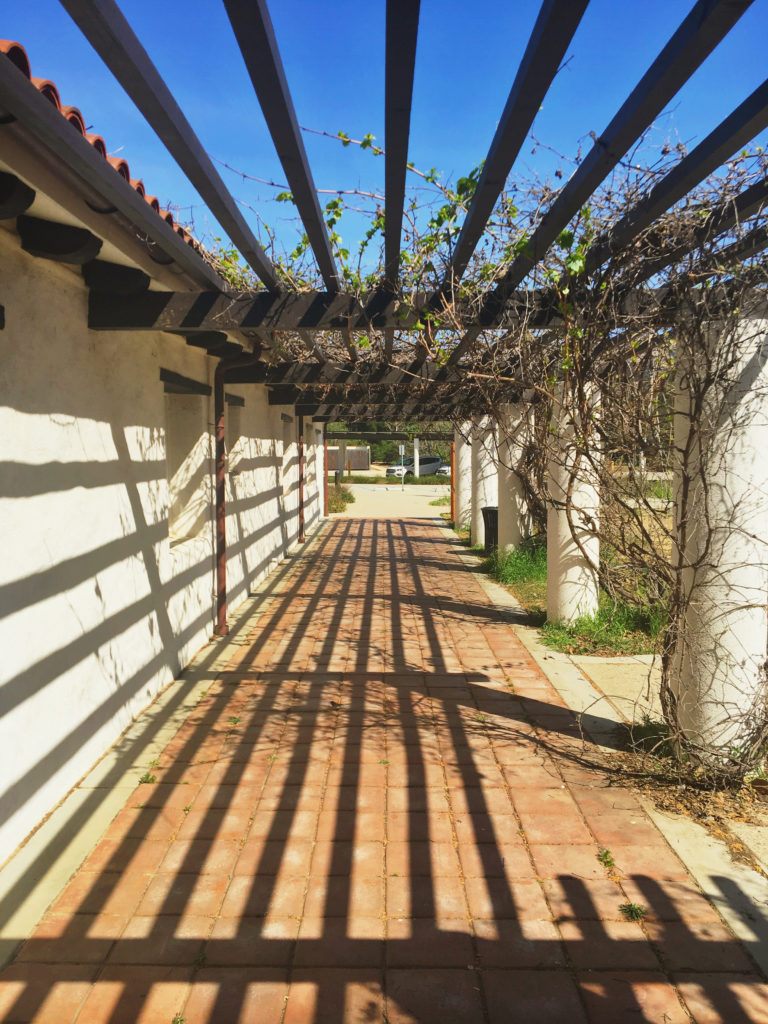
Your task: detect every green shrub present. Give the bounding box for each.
[328,484,355,513]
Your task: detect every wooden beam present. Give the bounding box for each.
[0,171,35,219]
[223,0,340,291]
[81,259,151,295]
[160,367,211,395]
[443,0,588,290]
[0,55,225,288]
[17,214,102,265]
[450,0,755,363]
[634,177,768,284]
[87,287,551,333]
[583,76,768,275]
[384,0,420,286]
[59,0,281,291]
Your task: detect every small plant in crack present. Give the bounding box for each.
[597,848,615,869]
[148,757,160,768]
[171,1014,186,1024]
[228,716,241,726]
[183,805,191,814]
[379,758,389,766]
[475,713,488,723]
[619,902,647,922]
[138,772,157,784]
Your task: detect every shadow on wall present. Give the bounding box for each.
[0,382,305,870]
[0,520,764,1022]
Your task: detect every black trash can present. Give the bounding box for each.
[481,506,498,554]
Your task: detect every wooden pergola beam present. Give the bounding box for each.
[584,76,768,275]
[449,0,755,363]
[58,0,282,291]
[223,0,340,291]
[87,287,553,332]
[384,0,420,287]
[442,0,588,291]
[0,54,225,288]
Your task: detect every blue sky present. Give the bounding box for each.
[5,0,768,263]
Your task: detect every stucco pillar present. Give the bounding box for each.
[454,424,472,529]
[338,439,347,480]
[413,436,420,477]
[668,318,768,759]
[497,402,529,552]
[546,387,599,623]
[470,415,498,548]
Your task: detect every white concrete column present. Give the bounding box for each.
[338,439,347,480]
[497,402,529,552]
[470,415,498,548]
[413,436,420,478]
[454,424,472,529]
[546,387,599,623]
[669,318,768,759]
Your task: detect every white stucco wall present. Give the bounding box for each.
[0,230,322,865]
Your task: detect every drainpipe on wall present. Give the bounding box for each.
[213,347,261,637]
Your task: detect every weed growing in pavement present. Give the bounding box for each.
[138,772,156,784]
[597,848,615,869]
[619,902,647,921]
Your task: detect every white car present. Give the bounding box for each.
[385,455,444,478]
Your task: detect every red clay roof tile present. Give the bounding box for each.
[1,38,202,254]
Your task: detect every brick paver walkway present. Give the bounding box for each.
[1,519,766,1023]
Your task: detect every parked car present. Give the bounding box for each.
[385,455,444,478]
[437,464,450,477]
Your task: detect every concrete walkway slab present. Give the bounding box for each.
[0,519,766,1022]
[334,483,449,519]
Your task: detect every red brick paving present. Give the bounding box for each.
[1,518,766,1022]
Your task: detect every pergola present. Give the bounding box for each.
[0,0,766,422]
[1,0,767,762]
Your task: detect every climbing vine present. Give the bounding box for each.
[203,126,768,779]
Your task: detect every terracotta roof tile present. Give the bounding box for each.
[61,105,87,134]
[1,38,202,253]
